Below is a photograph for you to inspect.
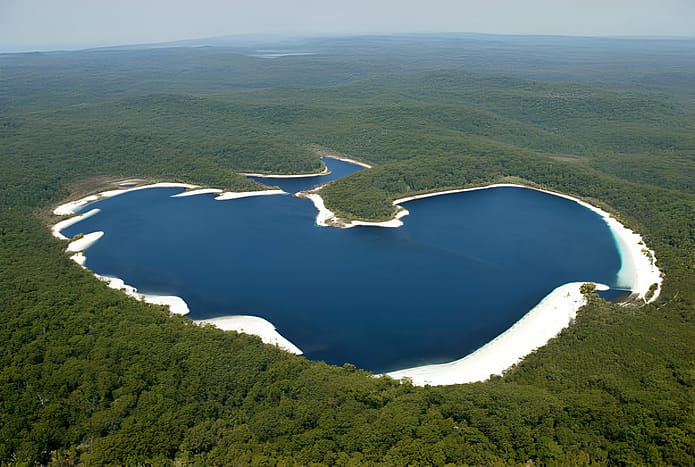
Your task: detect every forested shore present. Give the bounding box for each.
[1,35,693,464]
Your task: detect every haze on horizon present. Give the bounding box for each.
[1,0,694,53]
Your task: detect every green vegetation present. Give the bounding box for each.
[0,35,693,464]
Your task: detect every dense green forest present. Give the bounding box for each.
[1,35,693,464]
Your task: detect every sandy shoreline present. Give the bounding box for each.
[305,182,661,303]
[298,192,410,228]
[64,246,301,348]
[54,195,100,216]
[240,165,330,178]
[95,274,191,315]
[52,208,101,240]
[387,282,599,385]
[55,222,191,315]
[171,188,223,197]
[302,181,662,385]
[53,172,663,387]
[53,183,288,216]
[53,182,198,217]
[214,189,286,200]
[195,316,303,355]
[392,183,662,304]
[322,154,373,168]
[67,231,104,252]
[52,182,295,351]
[240,154,371,178]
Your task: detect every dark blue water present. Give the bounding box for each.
[248,158,363,193]
[61,161,622,373]
[597,288,631,302]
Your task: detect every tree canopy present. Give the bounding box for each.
[1,35,693,464]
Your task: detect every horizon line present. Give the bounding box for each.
[3,30,695,55]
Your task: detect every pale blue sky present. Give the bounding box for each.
[1,0,694,52]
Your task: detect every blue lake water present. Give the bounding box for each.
[61,158,622,372]
[247,158,363,193]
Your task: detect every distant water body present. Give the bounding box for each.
[62,159,622,372]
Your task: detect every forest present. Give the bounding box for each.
[0,34,693,464]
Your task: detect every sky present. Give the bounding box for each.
[1,0,694,52]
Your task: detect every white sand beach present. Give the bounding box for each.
[303,182,662,385]
[52,183,304,353]
[238,154,371,178]
[303,182,661,301]
[93,273,303,355]
[394,183,662,304]
[300,192,410,228]
[142,294,190,315]
[240,165,330,178]
[322,154,373,168]
[561,196,662,303]
[195,315,303,355]
[67,231,104,252]
[300,193,337,226]
[54,195,100,216]
[70,252,87,266]
[94,274,190,315]
[387,282,596,386]
[53,174,662,387]
[52,208,101,240]
[215,189,286,200]
[319,182,661,303]
[53,183,199,217]
[98,182,198,199]
[171,188,223,197]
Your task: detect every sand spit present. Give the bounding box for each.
[298,192,410,228]
[67,231,104,252]
[171,188,223,198]
[321,154,373,168]
[387,282,595,386]
[195,316,303,355]
[52,208,101,240]
[99,182,198,199]
[53,183,199,217]
[215,189,287,200]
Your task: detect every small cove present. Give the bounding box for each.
[59,158,623,373]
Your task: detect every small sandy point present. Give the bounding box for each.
[52,208,101,240]
[171,188,223,198]
[67,231,104,252]
[215,189,287,200]
[322,154,372,168]
[196,315,303,355]
[99,182,198,199]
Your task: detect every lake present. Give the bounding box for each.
[60,158,622,373]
